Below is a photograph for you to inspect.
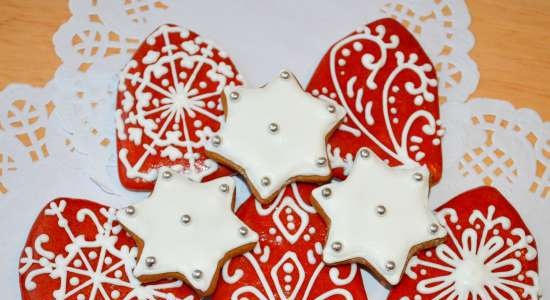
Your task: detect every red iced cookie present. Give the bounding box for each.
[307,18,443,183]
[117,24,243,190]
[387,186,541,299]
[19,198,197,300]
[211,183,367,299]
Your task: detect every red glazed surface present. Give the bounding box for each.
[117,24,242,190]
[307,18,443,184]
[19,198,197,300]
[387,186,540,299]
[211,183,368,299]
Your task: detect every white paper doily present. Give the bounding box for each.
[431,98,549,299]
[1,0,547,299]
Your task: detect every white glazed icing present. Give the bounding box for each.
[403,205,541,300]
[18,200,195,300]
[115,171,258,294]
[312,148,446,285]
[205,71,345,202]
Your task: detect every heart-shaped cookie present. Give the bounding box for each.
[307,18,443,183]
[387,186,541,299]
[19,198,197,300]
[211,183,368,299]
[117,24,243,190]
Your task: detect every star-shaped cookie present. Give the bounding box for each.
[116,170,258,296]
[311,148,446,286]
[205,70,346,203]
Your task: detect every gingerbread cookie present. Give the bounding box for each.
[117,24,243,190]
[205,70,346,203]
[387,186,541,299]
[311,148,446,287]
[211,183,368,299]
[307,18,443,184]
[19,198,198,300]
[116,170,258,296]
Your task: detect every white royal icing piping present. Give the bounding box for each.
[117,24,240,183]
[116,171,258,293]
[219,183,363,299]
[318,24,441,174]
[205,71,345,201]
[312,148,446,285]
[18,200,195,300]
[403,205,541,299]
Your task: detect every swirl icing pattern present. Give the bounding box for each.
[307,18,443,183]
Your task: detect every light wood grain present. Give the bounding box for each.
[468,0,550,119]
[0,0,548,119]
[0,0,68,90]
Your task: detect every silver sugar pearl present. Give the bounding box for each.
[239,226,249,236]
[359,148,370,158]
[327,104,336,113]
[331,241,343,252]
[268,122,279,133]
[192,269,203,279]
[211,135,222,147]
[385,261,396,271]
[376,205,386,216]
[229,91,239,101]
[316,157,327,167]
[181,214,191,224]
[125,206,136,216]
[161,170,173,179]
[280,70,291,79]
[429,223,439,234]
[145,256,156,268]
[321,187,332,197]
[261,177,271,186]
[219,184,230,193]
[413,172,424,181]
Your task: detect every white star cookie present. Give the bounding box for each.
[116,170,258,296]
[205,70,346,203]
[311,148,446,286]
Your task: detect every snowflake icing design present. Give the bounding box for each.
[117,24,242,187]
[401,205,540,300]
[19,199,195,300]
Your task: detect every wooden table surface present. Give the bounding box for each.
[0,0,549,120]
